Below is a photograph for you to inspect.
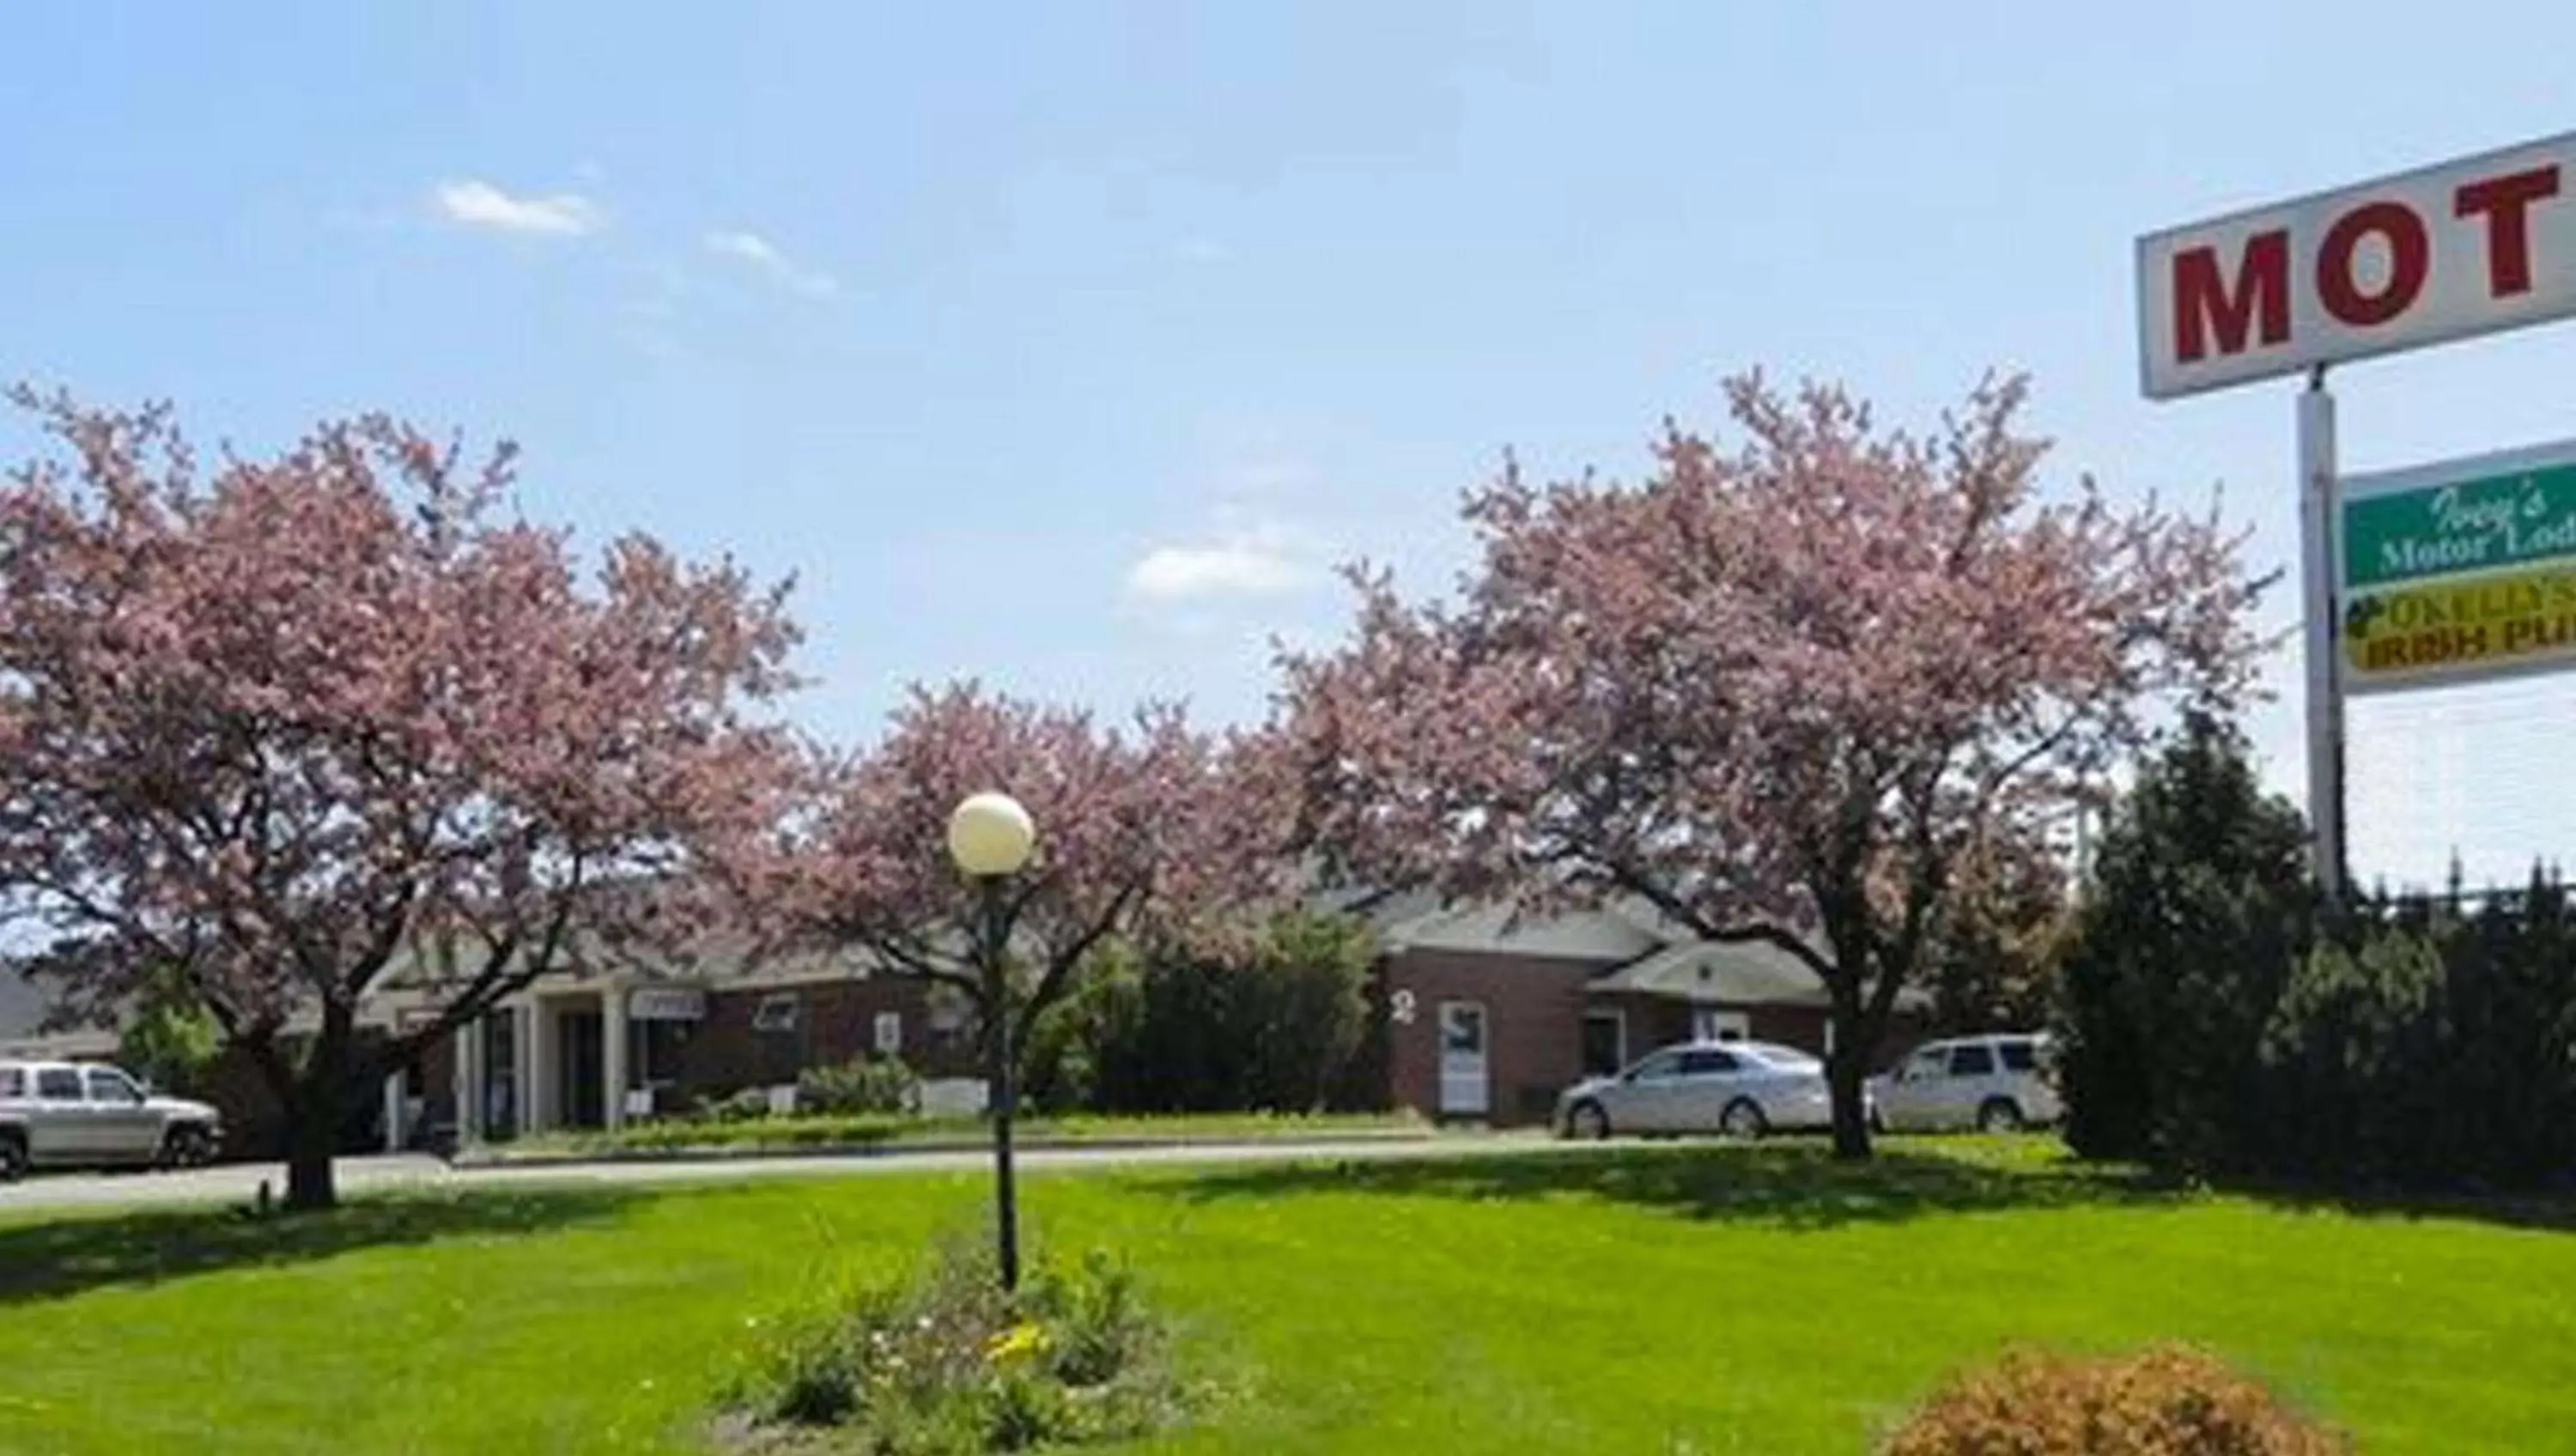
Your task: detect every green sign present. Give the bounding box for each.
[2342,454,2576,590]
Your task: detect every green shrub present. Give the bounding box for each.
[797,1055,921,1116]
[2055,713,2313,1171]
[1024,910,1380,1116]
[1884,1344,2347,1455]
[2059,714,2576,1194]
[709,1088,777,1123]
[720,1235,1200,1454]
[118,962,222,1096]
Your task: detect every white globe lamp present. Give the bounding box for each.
[947,792,1036,879]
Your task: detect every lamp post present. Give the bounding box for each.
[946,791,1036,1289]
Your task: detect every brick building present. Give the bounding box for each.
[1367,898,1931,1126]
[9,895,1935,1151]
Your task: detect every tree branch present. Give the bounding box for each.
[1013,883,1138,1050]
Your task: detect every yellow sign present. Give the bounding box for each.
[2342,562,2576,691]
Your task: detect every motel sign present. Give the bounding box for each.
[2139,131,2576,399]
[2137,130,2576,899]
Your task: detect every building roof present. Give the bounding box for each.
[1589,936,1933,1011]
[0,971,116,1057]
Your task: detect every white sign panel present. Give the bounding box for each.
[2139,131,2576,399]
[627,986,707,1022]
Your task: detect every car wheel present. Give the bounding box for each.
[1718,1098,1769,1140]
[0,1132,26,1183]
[160,1125,216,1170]
[1976,1098,2026,1134]
[1565,1101,1612,1141]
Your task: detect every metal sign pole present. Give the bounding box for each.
[2299,366,2349,901]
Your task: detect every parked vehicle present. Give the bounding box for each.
[1555,1040,1857,1139]
[0,1060,225,1180]
[1867,1033,2060,1133]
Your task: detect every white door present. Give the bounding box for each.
[1692,1008,1751,1042]
[1437,1001,1490,1118]
[83,1067,160,1161]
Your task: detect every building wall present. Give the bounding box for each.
[1382,947,1612,1126]
[674,976,981,1101]
[1381,953,1942,1128]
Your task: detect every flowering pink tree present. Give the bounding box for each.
[1275,373,2265,1157]
[713,682,1286,1283]
[0,390,799,1208]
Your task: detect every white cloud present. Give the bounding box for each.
[706,228,841,298]
[430,179,604,236]
[1126,538,1309,603]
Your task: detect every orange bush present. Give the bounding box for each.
[1884,1344,2348,1456]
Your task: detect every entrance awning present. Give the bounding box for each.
[1590,939,1830,1005]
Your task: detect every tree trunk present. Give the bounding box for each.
[283,1004,356,1212]
[284,1080,341,1210]
[1826,1046,1873,1161]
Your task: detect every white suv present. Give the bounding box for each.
[1868,1033,2061,1133]
[0,1061,224,1180]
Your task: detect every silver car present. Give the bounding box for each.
[0,1060,224,1180]
[1555,1040,1844,1139]
[1868,1033,2061,1133]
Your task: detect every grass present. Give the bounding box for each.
[2,1137,2572,1453]
[481,1108,1431,1161]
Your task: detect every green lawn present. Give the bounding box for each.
[3,1139,2571,1453]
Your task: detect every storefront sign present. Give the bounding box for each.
[2340,437,2576,694]
[627,986,707,1022]
[2343,561,2576,690]
[2138,131,2575,399]
[2342,440,2576,589]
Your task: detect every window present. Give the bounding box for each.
[1998,1040,2038,1073]
[1906,1047,1951,1082]
[627,1017,691,1091]
[1949,1044,1998,1077]
[1741,1043,1820,1071]
[872,1010,903,1056]
[0,1068,22,1098]
[1678,1049,1739,1077]
[36,1068,82,1101]
[1580,1010,1626,1077]
[1627,1050,1685,1083]
[751,993,800,1034]
[84,1068,140,1103]
[1438,1003,1486,1055]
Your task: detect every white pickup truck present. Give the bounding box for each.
[0,1060,224,1180]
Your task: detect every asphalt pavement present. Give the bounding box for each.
[0,1132,1559,1214]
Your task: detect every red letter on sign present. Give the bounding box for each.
[2172,230,2289,362]
[2318,201,2430,326]
[2456,165,2561,298]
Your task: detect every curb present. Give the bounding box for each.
[447,1128,1446,1171]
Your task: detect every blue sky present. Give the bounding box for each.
[6,2,2575,886]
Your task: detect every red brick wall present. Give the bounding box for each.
[1382,948,1611,1126]
[1376,952,1942,1128]
[676,977,981,1100]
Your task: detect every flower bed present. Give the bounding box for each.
[716,1238,1216,1453]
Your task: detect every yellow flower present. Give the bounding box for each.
[984,1321,1050,1364]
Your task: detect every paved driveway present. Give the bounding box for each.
[0,1134,1558,1215]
